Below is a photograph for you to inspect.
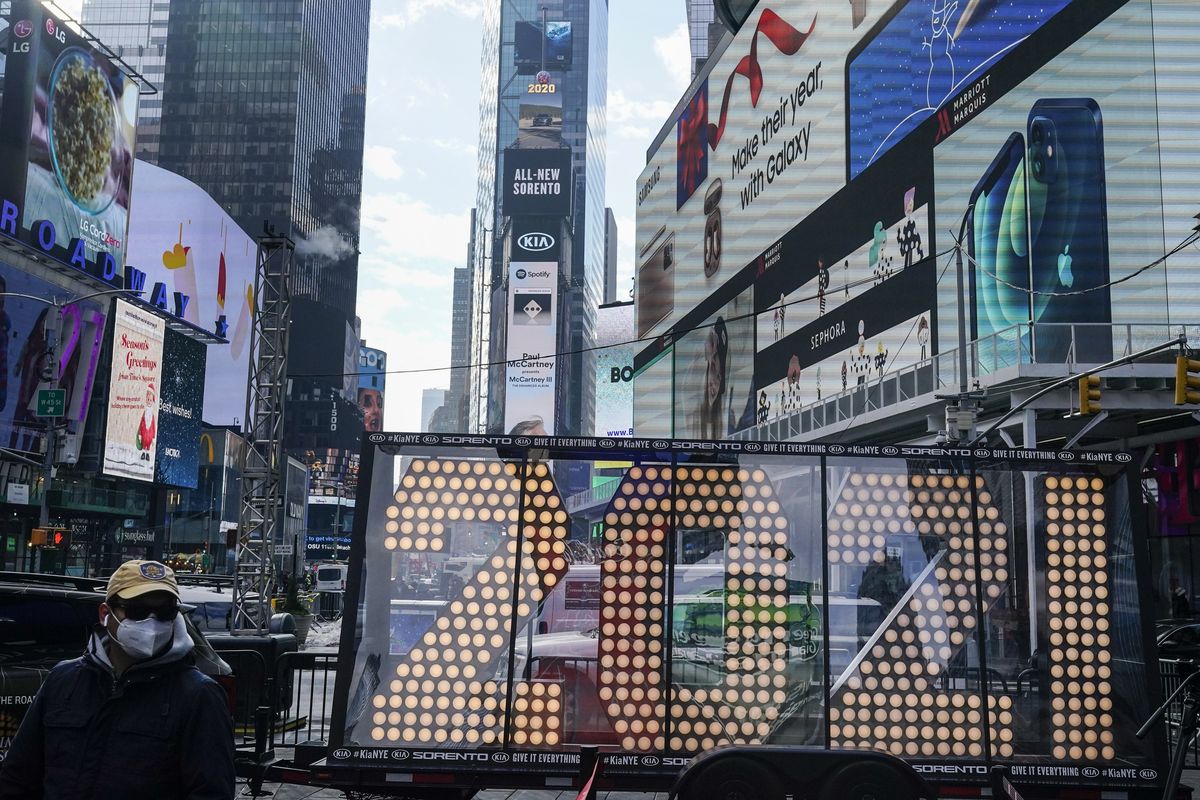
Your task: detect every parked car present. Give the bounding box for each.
[0,571,233,760]
[532,113,553,126]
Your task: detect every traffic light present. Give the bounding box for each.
[1078,375,1101,416]
[1176,355,1200,405]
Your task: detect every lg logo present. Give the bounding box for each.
[14,20,33,38]
[518,232,555,252]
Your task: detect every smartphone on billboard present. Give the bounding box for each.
[1026,98,1112,363]
[968,133,1031,344]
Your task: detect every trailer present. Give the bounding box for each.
[289,433,1167,799]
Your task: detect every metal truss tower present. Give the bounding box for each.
[234,233,294,631]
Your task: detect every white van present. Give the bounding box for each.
[315,563,349,592]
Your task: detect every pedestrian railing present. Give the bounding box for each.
[1159,657,1200,768]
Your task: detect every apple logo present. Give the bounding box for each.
[1057,245,1074,288]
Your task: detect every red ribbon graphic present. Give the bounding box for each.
[708,9,818,151]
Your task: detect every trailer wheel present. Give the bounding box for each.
[819,763,914,800]
[680,756,786,800]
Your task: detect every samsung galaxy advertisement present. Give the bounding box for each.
[505,262,558,436]
[126,161,255,427]
[0,0,138,284]
[102,299,164,482]
[635,0,1200,438]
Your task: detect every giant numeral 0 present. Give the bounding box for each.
[597,465,791,753]
[368,458,569,747]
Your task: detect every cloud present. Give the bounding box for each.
[363,145,405,180]
[654,22,693,92]
[608,89,677,140]
[295,225,355,260]
[378,0,482,30]
[359,192,470,266]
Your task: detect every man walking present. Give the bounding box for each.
[0,560,235,799]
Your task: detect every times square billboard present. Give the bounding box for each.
[0,0,138,287]
[633,0,1200,439]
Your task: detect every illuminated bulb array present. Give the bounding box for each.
[598,465,792,753]
[830,472,1015,758]
[1042,475,1116,762]
[371,459,570,747]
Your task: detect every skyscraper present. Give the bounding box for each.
[603,207,619,305]
[446,262,474,432]
[467,0,608,436]
[684,0,726,78]
[79,0,171,163]
[157,0,369,323]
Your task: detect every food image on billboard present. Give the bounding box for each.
[517,71,563,149]
[505,262,557,435]
[0,0,138,283]
[103,299,165,482]
[503,148,572,217]
[154,328,206,489]
[127,161,256,427]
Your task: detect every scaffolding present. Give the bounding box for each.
[233,234,294,632]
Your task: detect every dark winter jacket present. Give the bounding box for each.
[0,617,235,800]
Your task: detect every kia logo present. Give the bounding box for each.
[492,752,511,763]
[1116,453,1132,463]
[883,446,900,456]
[514,437,531,446]
[745,442,761,452]
[1139,769,1158,780]
[368,433,385,443]
[518,232,555,252]
[14,20,33,38]
[1059,451,1076,461]
[641,755,661,767]
[829,444,845,455]
[974,449,991,458]
[332,748,352,759]
[515,269,527,279]
[392,749,412,760]
[1081,767,1100,778]
[422,434,438,444]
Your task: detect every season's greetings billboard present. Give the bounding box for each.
[102,299,164,481]
[634,0,1200,437]
[0,0,138,286]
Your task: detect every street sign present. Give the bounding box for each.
[36,388,66,418]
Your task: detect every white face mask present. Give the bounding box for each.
[106,614,175,660]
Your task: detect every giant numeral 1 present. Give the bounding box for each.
[368,458,569,748]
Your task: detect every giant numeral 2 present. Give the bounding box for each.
[597,465,792,753]
[368,458,569,747]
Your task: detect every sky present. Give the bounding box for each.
[56,0,693,433]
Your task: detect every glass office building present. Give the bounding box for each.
[80,0,170,162]
[468,0,608,436]
[157,0,369,324]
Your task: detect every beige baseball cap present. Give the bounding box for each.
[106,560,180,601]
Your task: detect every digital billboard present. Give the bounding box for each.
[358,345,386,433]
[504,261,557,435]
[514,20,573,71]
[0,260,106,456]
[332,435,1162,791]
[126,160,256,427]
[0,0,138,286]
[517,71,563,149]
[503,148,572,217]
[594,302,634,438]
[102,299,164,482]
[634,0,1199,437]
[154,328,206,488]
